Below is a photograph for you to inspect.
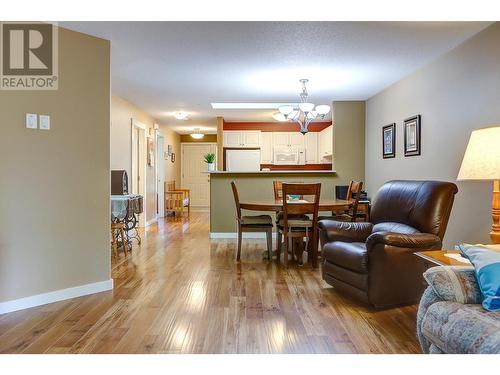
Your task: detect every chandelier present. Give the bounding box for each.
[273,79,331,134]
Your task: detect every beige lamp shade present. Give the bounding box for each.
[457,126,500,180]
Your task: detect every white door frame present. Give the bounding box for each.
[181,142,217,207]
[156,131,165,219]
[131,119,147,227]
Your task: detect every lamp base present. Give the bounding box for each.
[491,180,500,244]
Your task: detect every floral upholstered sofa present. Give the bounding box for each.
[417,266,500,354]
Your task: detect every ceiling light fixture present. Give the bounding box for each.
[190,128,204,139]
[272,113,288,122]
[173,112,189,120]
[277,79,331,134]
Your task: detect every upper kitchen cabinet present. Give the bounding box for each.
[260,132,273,163]
[272,132,305,148]
[223,130,261,147]
[319,125,333,163]
[305,132,318,164]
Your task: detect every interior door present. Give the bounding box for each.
[182,144,217,207]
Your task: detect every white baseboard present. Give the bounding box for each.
[210,232,274,239]
[0,279,114,315]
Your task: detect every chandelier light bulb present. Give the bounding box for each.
[315,105,331,115]
[278,105,294,115]
[298,102,315,113]
[272,113,287,122]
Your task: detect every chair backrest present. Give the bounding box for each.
[273,180,283,200]
[166,181,176,192]
[282,183,321,228]
[230,181,242,220]
[346,180,363,220]
[370,180,458,239]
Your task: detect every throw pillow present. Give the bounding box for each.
[458,243,500,311]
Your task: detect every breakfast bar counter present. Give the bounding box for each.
[209,170,351,236]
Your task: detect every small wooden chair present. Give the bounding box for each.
[164,181,191,217]
[277,183,321,268]
[111,221,128,258]
[231,181,273,262]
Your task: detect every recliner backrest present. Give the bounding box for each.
[370,180,458,239]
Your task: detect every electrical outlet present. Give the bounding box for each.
[39,115,50,130]
[26,113,37,129]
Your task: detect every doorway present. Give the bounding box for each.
[131,119,147,227]
[181,143,217,207]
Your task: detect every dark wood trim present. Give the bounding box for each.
[223,121,332,132]
[260,164,333,171]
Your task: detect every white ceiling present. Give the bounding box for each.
[62,21,491,134]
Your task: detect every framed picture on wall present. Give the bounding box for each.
[382,123,396,158]
[404,115,421,156]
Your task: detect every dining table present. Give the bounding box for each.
[238,198,352,267]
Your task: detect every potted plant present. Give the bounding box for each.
[203,153,216,171]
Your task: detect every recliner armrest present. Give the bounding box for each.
[318,220,373,243]
[366,231,441,250]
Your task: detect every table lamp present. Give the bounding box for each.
[457,126,500,243]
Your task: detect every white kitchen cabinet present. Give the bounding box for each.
[305,132,318,164]
[289,132,306,148]
[272,132,305,148]
[223,131,261,147]
[260,132,273,163]
[319,126,333,163]
[242,131,261,147]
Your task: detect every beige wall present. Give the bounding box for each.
[365,23,500,247]
[159,124,181,185]
[0,27,110,302]
[111,96,157,223]
[210,101,365,233]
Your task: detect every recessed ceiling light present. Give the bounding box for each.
[173,112,189,120]
[211,103,296,109]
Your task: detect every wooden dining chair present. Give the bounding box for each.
[277,183,321,268]
[321,180,363,222]
[164,181,191,217]
[231,181,273,262]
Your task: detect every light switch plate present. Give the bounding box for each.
[39,115,50,130]
[26,113,37,129]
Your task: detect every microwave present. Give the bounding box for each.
[273,148,306,165]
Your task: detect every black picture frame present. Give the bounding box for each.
[171,152,176,163]
[382,123,396,159]
[404,115,421,157]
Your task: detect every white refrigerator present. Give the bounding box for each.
[225,149,261,171]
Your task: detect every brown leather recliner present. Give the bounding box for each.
[318,180,458,308]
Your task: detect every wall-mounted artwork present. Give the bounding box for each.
[404,115,421,157]
[171,152,175,163]
[382,123,396,158]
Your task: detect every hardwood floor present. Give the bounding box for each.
[0,212,420,354]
